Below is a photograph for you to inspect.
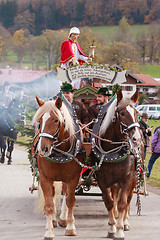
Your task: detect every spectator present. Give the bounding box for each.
[146,126,160,178]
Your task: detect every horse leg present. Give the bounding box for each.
[52,185,57,228]
[52,181,62,228]
[59,183,68,228]
[111,184,120,219]
[0,137,6,164]
[40,176,55,240]
[123,204,130,232]
[65,180,78,236]
[101,187,116,239]
[124,179,135,232]
[6,139,14,165]
[114,189,129,240]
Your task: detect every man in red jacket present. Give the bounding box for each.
[60,27,92,69]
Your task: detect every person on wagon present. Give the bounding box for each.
[61,83,88,125]
[60,27,92,69]
[88,87,112,127]
[139,113,152,159]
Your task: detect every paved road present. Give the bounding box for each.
[0,145,160,240]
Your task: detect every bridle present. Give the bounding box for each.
[38,121,61,142]
[117,115,140,135]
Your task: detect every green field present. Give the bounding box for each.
[139,64,160,78]
[91,24,150,45]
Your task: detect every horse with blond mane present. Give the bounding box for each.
[90,89,143,240]
[32,96,84,239]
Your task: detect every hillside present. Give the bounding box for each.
[91,25,151,45]
[0,0,160,35]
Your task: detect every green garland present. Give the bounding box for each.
[53,63,126,72]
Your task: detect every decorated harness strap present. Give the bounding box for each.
[91,95,130,163]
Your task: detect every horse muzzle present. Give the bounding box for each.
[38,139,53,157]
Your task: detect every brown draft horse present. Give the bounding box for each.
[32,96,83,240]
[90,90,143,240]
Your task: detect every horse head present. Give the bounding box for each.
[33,96,75,157]
[116,89,141,150]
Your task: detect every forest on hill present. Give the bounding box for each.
[0,0,160,35]
[0,0,160,73]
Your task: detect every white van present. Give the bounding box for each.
[136,104,160,119]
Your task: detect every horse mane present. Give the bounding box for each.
[99,97,136,136]
[99,99,117,136]
[32,100,75,137]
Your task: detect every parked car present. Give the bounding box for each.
[136,104,160,119]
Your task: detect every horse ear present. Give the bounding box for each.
[36,96,44,107]
[117,89,123,103]
[55,97,62,109]
[131,90,139,103]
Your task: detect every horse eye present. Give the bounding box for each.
[54,119,58,123]
[121,112,125,116]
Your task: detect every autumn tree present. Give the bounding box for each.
[148,24,160,64]
[78,27,106,64]
[13,29,29,68]
[136,30,148,64]
[116,17,131,43]
[0,36,7,63]
[0,24,12,63]
[103,41,140,71]
[34,29,67,70]
[14,10,35,34]
[27,35,40,70]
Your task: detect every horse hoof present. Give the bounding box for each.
[0,158,5,163]
[52,220,57,228]
[58,218,67,228]
[44,238,54,240]
[113,238,124,240]
[7,161,12,165]
[65,229,76,236]
[107,232,115,238]
[124,224,130,231]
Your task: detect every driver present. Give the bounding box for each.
[61,83,88,125]
[88,87,112,127]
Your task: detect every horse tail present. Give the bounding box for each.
[34,181,62,215]
[54,181,62,215]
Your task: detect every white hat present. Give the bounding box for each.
[69,27,80,36]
